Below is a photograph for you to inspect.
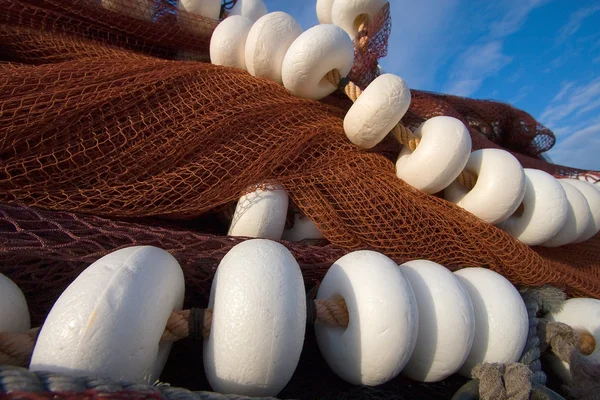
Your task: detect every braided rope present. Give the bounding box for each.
[0,366,276,399]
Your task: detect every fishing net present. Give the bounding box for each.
[0,0,599,398]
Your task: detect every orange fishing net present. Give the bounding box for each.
[1,0,599,311]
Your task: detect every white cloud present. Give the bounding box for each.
[556,5,600,45]
[509,85,533,105]
[443,41,512,97]
[440,1,544,97]
[381,0,461,90]
[551,81,575,102]
[540,78,600,170]
[488,0,548,38]
[547,122,600,170]
[540,78,600,128]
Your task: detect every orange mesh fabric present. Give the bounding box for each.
[0,0,599,302]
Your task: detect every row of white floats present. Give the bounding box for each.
[98,0,600,246]
[2,242,599,396]
[205,1,600,247]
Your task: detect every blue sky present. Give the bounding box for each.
[263,0,600,171]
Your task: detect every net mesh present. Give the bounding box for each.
[0,1,598,398]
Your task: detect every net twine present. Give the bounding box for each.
[2,1,600,319]
[0,298,348,367]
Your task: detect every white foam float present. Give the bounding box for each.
[210,15,254,70]
[30,246,185,384]
[545,297,600,383]
[444,148,525,224]
[315,250,418,386]
[228,0,268,22]
[540,179,593,247]
[0,273,30,333]
[282,24,354,100]
[101,0,154,21]
[245,12,303,84]
[496,169,568,246]
[344,73,411,149]
[178,0,221,34]
[316,0,335,24]
[400,260,475,382]
[561,179,600,243]
[396,116,472,194]
[179,0,221,21]
[227,183,289,240]
[282,213,324,242]
[331,0,388,40]
[204,239,306,396]
[453,267,528,378]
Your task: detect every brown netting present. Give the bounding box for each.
[1,0,600,303]
[1,1,599,398]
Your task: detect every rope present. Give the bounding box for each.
[465,286,568,400]
[355,13,370,54]
[0,366,277,399]
[314,298,349,327]
[0,298,348,368]
[0,328,39,366]
[472,363,532,400]
[324,70,479,190]
[540,321,600,400]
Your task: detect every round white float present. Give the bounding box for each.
[395,116,472,194]
[561,179,600,243]
[316,0,335,24]
[453,268,528,378]
[282,24,354,100]
[400,260,475,382]
[331,0,388,40]
[178,0,221,21]
[245,12,303,84]
[282,213,324,242]
[496,169,568,246]
[545,297,600,382]
[344,74,411,149]
[30,246,185,384]
[0,273,30,333]
[210,15,254,70]
[227,183,288,240]
[228,0,268,22]
[443,149,526,224]
[204,239,306,396]
[101,0,154,21]
[540,180,593,247]
[315,250,419,386]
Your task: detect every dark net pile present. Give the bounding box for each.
[0,1,599,399]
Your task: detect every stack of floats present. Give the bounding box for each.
[1,0,599,399]
[3,243,599,397]
[207,0,600,248]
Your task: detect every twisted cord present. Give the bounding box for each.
[324,71,479,189]
[0,366,277,399]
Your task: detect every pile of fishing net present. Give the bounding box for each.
[1,1,599,399]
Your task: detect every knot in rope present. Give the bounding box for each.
[540,320,600,400]
[472,363,532,400]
